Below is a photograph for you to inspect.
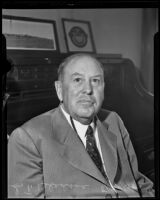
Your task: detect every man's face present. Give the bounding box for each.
[55,56,105,124]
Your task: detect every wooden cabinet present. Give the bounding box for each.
[6,50,69,134]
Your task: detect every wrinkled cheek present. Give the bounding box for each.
[68,96,78,111]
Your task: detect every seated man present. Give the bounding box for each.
[8,53,154,198]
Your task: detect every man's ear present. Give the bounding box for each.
[54,81,63,102]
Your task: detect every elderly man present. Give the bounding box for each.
[8,53,154,198]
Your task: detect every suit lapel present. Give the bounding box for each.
[63,127,108,184]
[97,119,118,184]
[52,107,107,185]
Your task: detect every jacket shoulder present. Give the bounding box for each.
[23,108,56,128]
[98,109,124,132]
[98,108,115,121]
[10,108,58,142]
[8,108,59,158]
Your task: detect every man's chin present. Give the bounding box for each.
[77,108,95,119]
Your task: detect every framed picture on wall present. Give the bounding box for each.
[2,15,59,51]
[62,18,96,53]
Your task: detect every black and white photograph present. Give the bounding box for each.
[2,6,159,199]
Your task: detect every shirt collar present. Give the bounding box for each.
[60,105,95,144]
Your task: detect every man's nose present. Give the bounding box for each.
[83,80,92,94]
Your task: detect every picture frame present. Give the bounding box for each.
[62,18,96,53]
[2,15,59,51]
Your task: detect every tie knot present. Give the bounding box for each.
[85,125,94,137]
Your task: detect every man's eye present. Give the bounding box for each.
[74,78,82,83]
[92,79,100,84]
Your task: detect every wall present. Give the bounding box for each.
[2,9,143,68]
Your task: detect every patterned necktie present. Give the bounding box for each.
[85,125,107,179]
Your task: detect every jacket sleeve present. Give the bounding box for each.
[8,127,45,198]
[114,112,155,197]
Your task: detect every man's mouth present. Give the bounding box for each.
[78,99,94,105]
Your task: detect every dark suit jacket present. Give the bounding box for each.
[8,106,154,198]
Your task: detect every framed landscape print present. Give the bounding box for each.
[62,18,96,53]
[2,15,59,51]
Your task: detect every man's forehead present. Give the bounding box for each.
[67,55,97,65]
[65,55,103,73]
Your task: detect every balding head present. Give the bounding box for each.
[57,53,104,81]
